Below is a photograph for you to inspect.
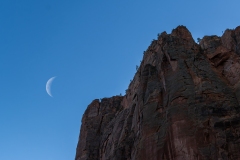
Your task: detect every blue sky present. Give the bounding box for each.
[0,0,239,159]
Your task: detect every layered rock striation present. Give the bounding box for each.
[75,26,240,160]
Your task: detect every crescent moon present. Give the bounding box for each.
[46,76,56,97]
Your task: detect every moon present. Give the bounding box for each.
[46,76,56,97]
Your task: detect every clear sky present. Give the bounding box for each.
[0,0,239,159]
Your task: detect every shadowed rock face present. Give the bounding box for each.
[75,26,240,160]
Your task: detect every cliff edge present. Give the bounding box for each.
[75,25,240,160]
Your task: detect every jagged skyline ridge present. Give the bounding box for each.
[76,25,240,160]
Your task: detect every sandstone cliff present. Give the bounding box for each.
[75,26,240,160]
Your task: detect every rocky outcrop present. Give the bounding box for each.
[75,26,240,160]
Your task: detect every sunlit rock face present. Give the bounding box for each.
[75,26,240,160]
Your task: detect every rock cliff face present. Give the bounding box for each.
[75,26,240,160]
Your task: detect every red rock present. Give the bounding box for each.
[75,25,240,160]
